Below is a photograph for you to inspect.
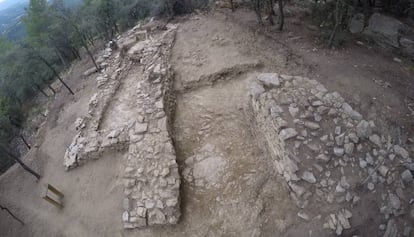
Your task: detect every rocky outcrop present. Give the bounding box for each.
[363,13,405,49]
[349,13,365,34]
[354,13,414,59]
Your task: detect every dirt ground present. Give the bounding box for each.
[1,6,413,237]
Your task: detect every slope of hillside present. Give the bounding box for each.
[0,7,413,237]
[0,0,82,40]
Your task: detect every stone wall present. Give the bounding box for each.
[246,73,413,235]
[64,23,181,228]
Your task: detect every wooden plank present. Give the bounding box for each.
[48,184,64,198]
[43,195,63,209]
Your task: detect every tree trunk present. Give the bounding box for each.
[0,146,41,180]
[34,84,49,98]
[278,0,284,30]
[230,0,235,11]
[328,0,341,48]
[55,48,68,68]
[268,0,275,25]
[253,0,264,25]
[70,46,82,60]
[47,84,56,95]
[36,55,74,95]
[0,205,24,225]
[83,41,100,71]
[20,135,31,150]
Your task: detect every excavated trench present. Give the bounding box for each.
[170,67,297,236]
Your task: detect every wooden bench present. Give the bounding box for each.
[42,184,64,209]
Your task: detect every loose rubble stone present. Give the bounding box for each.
[304,121,320,130]
[388,193,401,210]
[401,169,413,183]
[394,145,409,159]
[279,128,298,141]
[378,165,389,177]
[349,132,359,144]
[344,143,355,155]
[342,102,363,120]
[334,147,345,157]
[369,134,382,147]
[122,211,129,222]
[335,133,345,146]
[368,182,375,190]
[383,219,398,237]
[289,105,299,117]
[257,73,281,88]
[302,171,317,183]
[289,182,306,197]
[356,120,373,138]
[297,211,310,221]
[403,227,412,237]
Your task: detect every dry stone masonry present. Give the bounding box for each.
[247,73,414,236]
[64,22,181,228]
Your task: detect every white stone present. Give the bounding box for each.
[257,73,280,88]
[367,182,375,190]
[334,147,345,157]
[107,129,121,139]
[394,145,409,159]
[304,121,320,130]
[137,207,147,217]
[383,219,398,237]
[297,211,310,221]
[369,134,382,147]
[335,133,345,146]
[302,171,317,183]
[356,120,372,138]
[279,128,298,141]
[342,102,363,120]
[388,193,401,210]
[289,105,300,117]
[134,122,148,134]
[378,165,389,177]
[289,182,305,197]
[401,169,413,183]
[122,211,129,222]
[344,143,355,155]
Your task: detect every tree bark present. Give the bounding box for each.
[34,84,49,98]
[328,0,342,48]
[83,42,100,71]
[267,0,275,25]
[0,205,24,225]
[38,56,75,95]
[20,135,31,150]
[253,0,264,25]
[0,146,41,180]
[278,0,284,30]
[55,48,68,68]
[47,84,56,95]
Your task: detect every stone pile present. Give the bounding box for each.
[64,23,181,228]
[247,73,414,236]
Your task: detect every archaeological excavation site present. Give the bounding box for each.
[1,2,414,237]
